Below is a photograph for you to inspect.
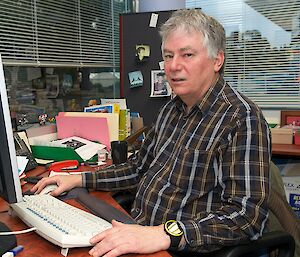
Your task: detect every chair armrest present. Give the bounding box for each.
[112,190,135,213]
[211,231,295,257]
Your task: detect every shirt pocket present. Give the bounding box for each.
[167,147,217,197]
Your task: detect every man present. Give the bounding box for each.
[136,45,148,62]
[32,9,271,257]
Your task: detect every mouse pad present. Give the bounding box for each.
[57,187,89,201]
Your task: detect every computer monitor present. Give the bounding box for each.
[0,54,23,204]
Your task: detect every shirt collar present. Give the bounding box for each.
[198,76,226,115]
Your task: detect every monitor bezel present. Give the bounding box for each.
[0,54,23,204]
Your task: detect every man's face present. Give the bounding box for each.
[163,28,223,105]
[157,75,164,83]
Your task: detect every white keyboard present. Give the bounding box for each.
[11,194,112,248]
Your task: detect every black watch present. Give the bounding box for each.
[164,220,183,249]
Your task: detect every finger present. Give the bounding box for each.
[90,230,109,245]
[111,220,123,227]
[31,177,57,194]
[49,187,64,197]
[30,178,47,193]
[102,243,130,257]
[89,240,111,257]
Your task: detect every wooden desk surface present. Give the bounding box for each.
[272,143,300,157]
[0,166,171,257]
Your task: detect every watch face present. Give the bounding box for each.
[165,220,183,237]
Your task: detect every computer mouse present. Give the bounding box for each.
[39,184,67,196]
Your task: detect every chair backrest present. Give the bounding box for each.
[268,161,300,257]
[203,162,298,257]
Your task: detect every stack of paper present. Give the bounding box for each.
[56,112,111,150]
[62,112,119,145]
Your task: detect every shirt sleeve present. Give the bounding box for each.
[179,109,271,252]
[82,126,156,191]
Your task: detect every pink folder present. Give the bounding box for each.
[56,115,110,150]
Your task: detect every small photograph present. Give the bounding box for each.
[61,138,86,150]
[150,70,171,97]
[128,70,143,88]
[135,44,150,62]
[46,74,59,98]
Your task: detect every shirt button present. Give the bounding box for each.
[190,240,196,246]
[143,183,146,187]
[135,208,140,212]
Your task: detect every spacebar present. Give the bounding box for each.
[76,191,136,224]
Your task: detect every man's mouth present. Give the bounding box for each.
[171,78,185,82]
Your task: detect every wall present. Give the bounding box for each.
[138,0,185,12]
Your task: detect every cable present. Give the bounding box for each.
[0,227,37,235]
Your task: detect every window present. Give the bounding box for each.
[186,0,300,108]
[0,0,124,67]
[0,0,129,128]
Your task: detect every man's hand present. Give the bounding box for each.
[89,220,171,257]
[30,174,82,196]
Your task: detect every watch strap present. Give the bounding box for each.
[164,220,183,249]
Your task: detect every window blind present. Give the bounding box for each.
[186,0,300,108]
[0,0,122,68]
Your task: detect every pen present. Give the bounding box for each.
[1,245,24,257]
[9,245,24,256]
[83,161,98,166]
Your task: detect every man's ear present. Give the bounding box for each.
[213,51,225,73]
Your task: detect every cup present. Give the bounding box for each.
[111,140,128,165]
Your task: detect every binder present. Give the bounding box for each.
[31,145,97,162]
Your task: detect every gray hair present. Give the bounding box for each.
[159,9,226,72]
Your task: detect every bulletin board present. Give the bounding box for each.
[120,10,174,126]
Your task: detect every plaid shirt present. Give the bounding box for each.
[83,76,271,253]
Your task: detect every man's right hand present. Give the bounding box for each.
[30,174,83,197]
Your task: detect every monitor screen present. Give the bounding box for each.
[0,54,23,204]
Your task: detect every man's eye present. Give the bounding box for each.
[184,53,193,58]
[164,54,173,59]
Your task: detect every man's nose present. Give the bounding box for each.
[169,56,182,71]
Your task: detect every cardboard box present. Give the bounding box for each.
[282,176,300,218]
[270,128,293,144]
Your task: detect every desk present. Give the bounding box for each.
[272,143,300,157]
[0,166,171,257]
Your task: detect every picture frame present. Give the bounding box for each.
[150,70,171,97]
[280,110,300,127]
[46,74,59,98]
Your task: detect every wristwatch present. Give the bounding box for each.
[164,220,184,249]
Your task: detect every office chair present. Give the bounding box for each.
[113,161,298,257]
[125,126,148,149]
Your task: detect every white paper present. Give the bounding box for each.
[17,156,29,176]
[101,98,127,110]
[51,136,106,161]
[159,61,165,70]
[149,13,158,28]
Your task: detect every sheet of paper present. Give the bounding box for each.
[100,98,127,110]
[17,156,29,176]
[51,136,106,161]
[159,61,164,70]
[63,112,119,142]
[149,13,158,27]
